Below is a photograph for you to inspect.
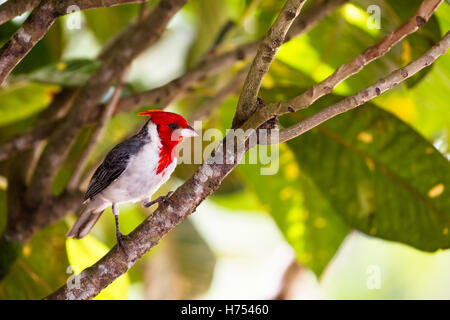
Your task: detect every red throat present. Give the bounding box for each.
[156,137,179,175]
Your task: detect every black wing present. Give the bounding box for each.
[84,135,146,201]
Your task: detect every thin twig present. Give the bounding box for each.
[0,0,149,84]
[277,31,450,143]
[0,0,40,25]
[272,258,303,300]
[232,0,307,127]
[241,0,444,131]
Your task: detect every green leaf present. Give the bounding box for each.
[0,83,58,127]
[66,235,131,300]
[0,222,70,299]
[238,146,348,277]
[278,93,450,251]
[10,59,100,87]
[210,189,261,212]
[264,60,316,91]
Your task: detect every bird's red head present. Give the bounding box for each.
[139,110,197,174]
[139,110,197,143]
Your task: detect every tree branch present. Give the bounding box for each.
[44,3,449,299]
[241,0,444,131]
[45,29,449,300]
[113,0,348,113]
[44,0,299,300]
[276,31,450,143]
[232,0,307,127]
[24,0,188,208]
[0,0,40,25]
[272,258,303,300]
[0,0,148,84]
[0,0,346,161]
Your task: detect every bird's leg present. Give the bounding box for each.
[141,191,173,208]
[112,203,129,255]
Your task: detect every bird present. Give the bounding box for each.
[66,110,198,252]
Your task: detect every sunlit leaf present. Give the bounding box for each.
[277,93,450,251]
[239,144,349,277]
[0,83,58,127]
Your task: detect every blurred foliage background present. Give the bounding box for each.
[0,0,449,299]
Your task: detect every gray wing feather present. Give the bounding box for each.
[84,135,146,201]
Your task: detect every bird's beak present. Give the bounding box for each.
[172,125,198,141]
[180,125,199,138]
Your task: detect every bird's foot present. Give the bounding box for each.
[116,232,130,256]
[142,191,173,208]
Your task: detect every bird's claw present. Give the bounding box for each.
[116,232,130,256]
[142,191,173,208]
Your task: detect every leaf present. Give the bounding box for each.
[210,189,261,212]
[66,235,131,300]
[144,219,216,299]
[264,60,316,91]
[9,59,100,87]
[277,92,450,251]
[0,83,58,127]
[0,222,70,299]
[238,145,348,277]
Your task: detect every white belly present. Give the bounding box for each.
[99,143,177,204]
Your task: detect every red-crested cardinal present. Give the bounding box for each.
[66,110,198,252]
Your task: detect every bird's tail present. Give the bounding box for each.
[66,198,107,239]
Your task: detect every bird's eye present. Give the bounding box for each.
[168,123,179,130]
